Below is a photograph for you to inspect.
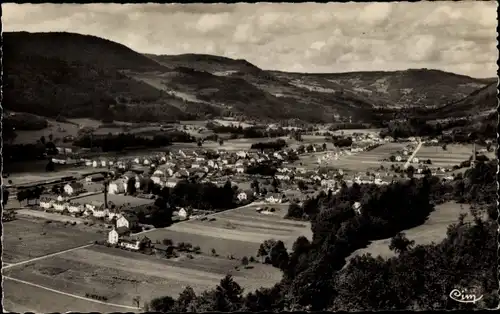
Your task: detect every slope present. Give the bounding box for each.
[271,69,491,109]
[3,32,164,72]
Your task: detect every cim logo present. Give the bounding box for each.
[449,288,483,304]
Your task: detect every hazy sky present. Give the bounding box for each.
[3,2,498,78]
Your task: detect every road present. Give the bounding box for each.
[404,140,423,169]
[3,276,140,311]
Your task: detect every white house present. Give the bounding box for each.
[178,208,188,219]
[92,160,98,168]
[265,193,282,204]
[207,160,216,168]
[236,167,245,174]
[119,238,141,250]
[53,201,67,212]
[396,155,402,162]
[236,151,247,158]
[63,182,84,196]
[134,158,140,164]
[165,180,178,188]
[67,202,84,214]
[191,163,200,169]
[412,157,419,164]
[40,198,53,209]
[116,213,139,230]
[237,192,248,202]
[85,160,92,167]
[109,180,126,195]
[108,228,120,245]
[101,160,107,167]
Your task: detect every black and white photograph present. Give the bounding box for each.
[1,1,498,312]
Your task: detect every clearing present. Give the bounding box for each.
[345,201,473,263]
[2,217,102,264]
[416,144,492,168]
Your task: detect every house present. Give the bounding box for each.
[63,182,84,196]
[86,174,105,182]
[412,157,419,164]
[108,226,131,245]
[265,193,282,204]
[116,213,139,230]
[165,180,178,188]
[396,155,402,162]
[108,179,126,195]
[40,197,54,209]
[153,244,175,256]
[101,160,107,167]
[92,160,98,168]
[178,208,188,219]
[237,192,248,202]
[67,202,84,214]
[236,167,245,174]
[53,201,67,212]
[352,202,362,215]
[119,236,151,251]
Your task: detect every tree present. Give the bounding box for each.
[148,295,174,312]
[211,248,217,256]
[287,203,304,219]
[405,165,415,178]
[219,139,224,146]
[241,256,249,267]
[213,275,244,311]
[127,177,137,195]
[48,133,53,141]
[174,286,197,312]
[197,140,203,147]
[388,232,415,255]
[46,160,55,172]
[269,240,289,270]
[40,136,46,144]
[297,180,307,191]
[162,238,173,246]
[442,144,447,150]
[3,189,10,207]
[322,143,327,151]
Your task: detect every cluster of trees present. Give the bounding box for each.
[380,116,496,142]
[245,163,278,177]
[250,139,287,151]
[147,159,497,311]
[331,136,353,147]
[74,133,174,152]
[16,187,45,206]
[205,122,289,139]
[328,123,369,131]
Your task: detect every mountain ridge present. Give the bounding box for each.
[3,31,495,124]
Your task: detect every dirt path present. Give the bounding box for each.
[3,276,139,310]
[404,140,423,169]
[4,244,93,270]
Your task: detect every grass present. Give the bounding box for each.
[3,244,282,309]
[3,277,131,313]
[416,144,489,168]
[2,218,102,264]
[345,201,473,263]
[14,119,80,144]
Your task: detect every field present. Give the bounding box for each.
[3,243,282,309]
[301,142,407,172]
[172,137,270,151]
[13,119,81,144]
[3,277,132,313]
[416,144,492,168]
[143,203,311,257]
[2,202,308,312]
[6,166,98,186]
[345,201,473,264]
[2,217,102,264]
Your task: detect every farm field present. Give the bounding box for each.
[3,277,133,313]
[3,244,282,309]
[306,142,408,172]
[14,209,88,224]
[171,137,266,151]
[7,167,97,186]
[345,201,473,264]
[416,144,490,167]
[143,202,311,257]
[2,217,102,264]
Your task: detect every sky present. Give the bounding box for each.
[3,2,498,78]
